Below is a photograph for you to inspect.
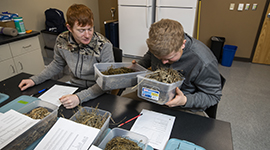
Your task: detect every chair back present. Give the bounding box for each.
[113,47,122,62]
[205,74,226,119]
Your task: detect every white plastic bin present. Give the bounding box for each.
[2,100,58,150]
[70,106,111,146]
[137,72,185,105]
[94,62,148,90]
[98,128,149,150]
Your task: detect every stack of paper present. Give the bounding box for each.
[34,117,100,150]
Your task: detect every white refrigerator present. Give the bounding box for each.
[118,0,198,57]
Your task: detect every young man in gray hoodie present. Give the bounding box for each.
[126,19,222,115]
[18,4,114,109]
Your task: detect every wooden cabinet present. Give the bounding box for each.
[0,36,44,81]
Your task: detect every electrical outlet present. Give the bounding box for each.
[229,3,235,10]
[245,4,250,10]
[252,4,257,10]
[238,3,244,11]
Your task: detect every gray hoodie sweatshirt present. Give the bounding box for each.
[31,31,114,103]
[138,34,222,111]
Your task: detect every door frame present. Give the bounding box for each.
[250,0,270,62]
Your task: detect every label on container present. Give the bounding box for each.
[13,17,26,34]
[141,87,159,101]
[17,100,29,104]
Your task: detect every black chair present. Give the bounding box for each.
[205,74,226,119]
[112,47,122,62]
[111,47,126,96]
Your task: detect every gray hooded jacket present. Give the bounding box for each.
[31,31,114,103]
[138,34,222,111]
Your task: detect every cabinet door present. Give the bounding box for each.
[13,50,45,75]
[0,59,17,81]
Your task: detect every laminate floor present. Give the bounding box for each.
[56,57,270,150]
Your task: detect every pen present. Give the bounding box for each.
[31,88,47,97]
[118,113,143,127]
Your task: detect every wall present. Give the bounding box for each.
[0,0,100,57]
[199,0,267,60]
[1,0,267,60]
[98,0,118,36]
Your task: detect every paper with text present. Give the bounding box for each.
[0,109,39,149]
[89,145,102,150]
[130,109,175,150]
[39,85,78,106]
[34,117,100,150]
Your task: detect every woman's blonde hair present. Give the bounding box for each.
[146,19,185,56]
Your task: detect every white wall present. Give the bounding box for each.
[0,0,100,56]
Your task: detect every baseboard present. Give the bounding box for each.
[233,57,251,62]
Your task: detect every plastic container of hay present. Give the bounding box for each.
[2,100,58,150]
[137,72,185,105]
[94,62,149,90]
[98,128,149,150]
[69,106,111,146]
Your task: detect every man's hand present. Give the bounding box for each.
[165,87,187,107]
[59,94,80,109]
[18,79,35,91]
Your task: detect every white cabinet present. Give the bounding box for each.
[0,36,44,81]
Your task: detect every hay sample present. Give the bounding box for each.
[147,68,183,84]
[105,136,142,150]
[73,106,108,129]
[24,107,50,119]
[102,65,135,75]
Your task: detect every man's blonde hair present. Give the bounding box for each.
[146,19,185,56]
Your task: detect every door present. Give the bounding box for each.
[118,0,152,6]
[156,8,196,36]
[118,5,153,56]
[155,0,197,36]
[252,4,270,65]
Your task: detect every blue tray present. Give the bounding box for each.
[0,93,9,103]
[164,138,205,150]
[0,95,40,113]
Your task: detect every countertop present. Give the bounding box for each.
[0,31,40,45]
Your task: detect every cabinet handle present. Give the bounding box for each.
[19,62,23,70]
[10,65,15,73]
[23,44,32,49]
